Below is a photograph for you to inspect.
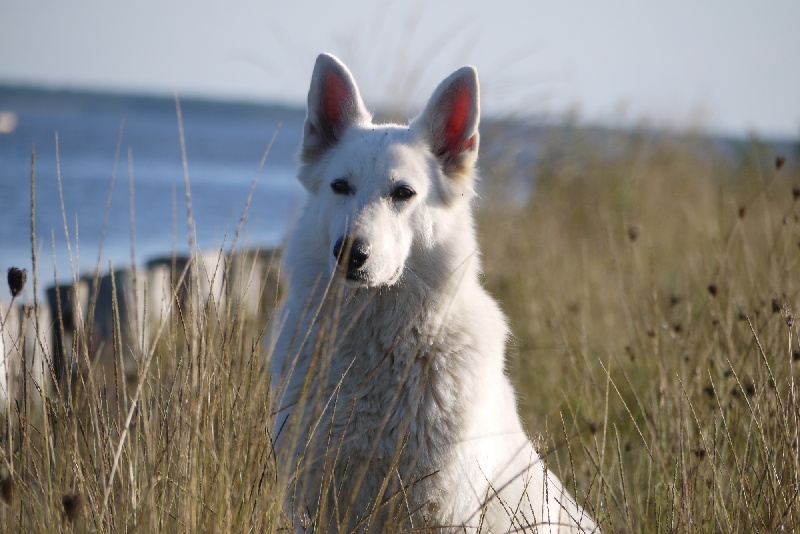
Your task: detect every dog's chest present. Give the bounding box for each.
[329,296,478,469]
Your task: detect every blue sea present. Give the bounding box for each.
[0,86,307,295]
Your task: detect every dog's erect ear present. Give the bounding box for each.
[301,54,370,164]
[415,66,480,179]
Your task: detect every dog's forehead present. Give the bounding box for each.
[328,126,428,183]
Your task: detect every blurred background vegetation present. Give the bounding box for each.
[479,125,799,532]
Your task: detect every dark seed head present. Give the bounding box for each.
[692,448,707,460]
[7,267,26,298]
[707,283,718,297]
[0,475,13,505]
[738,206,746,219]
[772,297,783,314]
[702,385,715,398]
[793,186,800,201]
[744,381,756,397]
[62,493,83,522]
[627,225,640,243]
[776,155,786,170]
[793,351,800,362]
[669,294,682,307]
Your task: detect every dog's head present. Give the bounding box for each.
[296,53,480,288]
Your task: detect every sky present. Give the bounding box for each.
[1,0,799,138]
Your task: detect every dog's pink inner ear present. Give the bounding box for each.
[320,69,352,135]
[437,83,475,161]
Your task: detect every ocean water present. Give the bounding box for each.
[0,87,307,296]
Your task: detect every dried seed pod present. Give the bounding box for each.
[7,267,26,298]
[0,475,13,505]
[627,225,640,243]
[62,493,83,522]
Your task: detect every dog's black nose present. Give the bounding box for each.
[333,236,370,269]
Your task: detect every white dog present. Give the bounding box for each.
[270,53,598,533]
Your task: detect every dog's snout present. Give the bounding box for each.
[333,236,370,270]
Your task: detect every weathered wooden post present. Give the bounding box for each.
[87,269,147,377]
[45,281,90,385]
[193,250,227,319]
[0,301,13,406]
[228,248,283,319]
[146,255,190,321]
[18,303,52,403]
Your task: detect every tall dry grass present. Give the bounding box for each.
[0,120,797,533]
[0,254,284,531]
[479,126,800,532]
[0,119,286,531]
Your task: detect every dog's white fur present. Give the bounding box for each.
[270,53,598,533]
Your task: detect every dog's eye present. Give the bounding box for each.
[392,185,416,201]
[331,179,353,195]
